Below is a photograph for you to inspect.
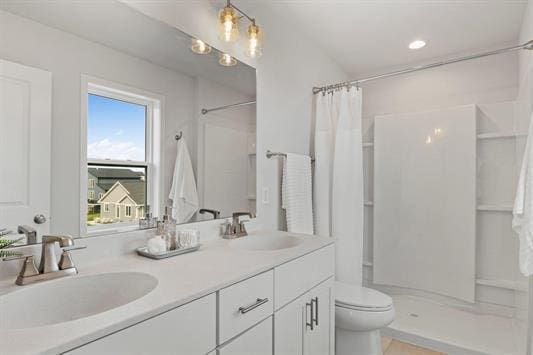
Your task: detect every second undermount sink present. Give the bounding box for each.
[0,272,157,329]
[229,234,303,251]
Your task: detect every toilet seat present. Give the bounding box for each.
[335,282,393,312]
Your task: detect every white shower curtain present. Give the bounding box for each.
[314,88,364,285]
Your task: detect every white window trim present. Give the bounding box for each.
[125,205,132,217]
[104,203,110,212]
[115,205,120,219]
[80,75,164,237]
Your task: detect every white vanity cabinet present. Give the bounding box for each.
[63,244,335,355]
[275,278,334,355]
[64,294,216,355]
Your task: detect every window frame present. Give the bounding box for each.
[80,75,163,237]
[125,205,132,217]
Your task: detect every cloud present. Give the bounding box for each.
[115,129,124,136]
[88,138,144,161]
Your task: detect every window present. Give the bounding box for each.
[125,205,132,217]
[85,82,156,232]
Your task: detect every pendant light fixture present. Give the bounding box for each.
[219,53,237,67]
[218,2,239,42]
[245,21,262,58]
[190,38,212,54]
[217,0,263,60]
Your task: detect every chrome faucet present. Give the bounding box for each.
[199,208,221,219]
[2,234,85,286]
[17,225,37,244]
[222,212,255,239]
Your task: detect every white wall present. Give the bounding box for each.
[361,51,525,318]
[121,0,347,230]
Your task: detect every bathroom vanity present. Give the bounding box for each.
[0,231,334,355]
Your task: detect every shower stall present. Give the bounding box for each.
[314,41,533,354]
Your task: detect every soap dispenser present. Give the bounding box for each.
[162,207,177,250]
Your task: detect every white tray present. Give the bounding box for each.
[136,244,201,260]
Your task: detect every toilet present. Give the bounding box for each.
[335,281,395,355]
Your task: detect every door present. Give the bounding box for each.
[218,316,272,355]
[305,278,334,355]
[0,59,51,238]
[275,293,307,355]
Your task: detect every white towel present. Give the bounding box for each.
[513,112,533,276]
[169,138,199,223]
[282,153,314,234]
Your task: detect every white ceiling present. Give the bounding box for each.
[0,0,256,96]
[265,0,527,77]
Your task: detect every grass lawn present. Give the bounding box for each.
[87,211,99,222]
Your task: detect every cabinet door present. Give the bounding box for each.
[65,294,216,355]
[274,293,307,355]
[218,317,272,355]
[304,278,334,355]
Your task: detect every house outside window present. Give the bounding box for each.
[84,80,160,234]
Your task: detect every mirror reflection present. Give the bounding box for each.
[0,0,256,244]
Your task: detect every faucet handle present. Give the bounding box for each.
[58,246,85,271]
[2,254,33,262]
[62,246,87,252]
[3,255,39,280]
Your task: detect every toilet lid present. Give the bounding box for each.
[335,282,393,311]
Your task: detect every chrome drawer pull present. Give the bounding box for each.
[312,297,318,326]
[239,298,269,314]
[306,301,314,330]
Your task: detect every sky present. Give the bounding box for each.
[87,94,146,161]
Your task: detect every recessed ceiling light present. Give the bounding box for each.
[409,40,426,50]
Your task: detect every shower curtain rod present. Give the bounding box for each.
[312,40,533,95]
[201,100,256,115]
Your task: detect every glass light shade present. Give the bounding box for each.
[218,6,239,42]
[190,38,211,54]
[245,23,263,58]
[218,53,237,67]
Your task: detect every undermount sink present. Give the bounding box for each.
[0,272,158,329]
[229,234,303,251]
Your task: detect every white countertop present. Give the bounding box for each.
[0,230,333,355]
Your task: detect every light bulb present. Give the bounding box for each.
[190,38,211,54]
[245,23,263,58]
[218,6,238,42]
[219,53,237,67]
[409,40,426,50]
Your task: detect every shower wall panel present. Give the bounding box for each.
[373,104,477,302]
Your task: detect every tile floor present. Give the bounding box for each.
[382,337,446,355]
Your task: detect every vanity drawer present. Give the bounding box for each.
[218,270,274,343]
[274,244,335,309]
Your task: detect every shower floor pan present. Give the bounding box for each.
[382,295,526,355]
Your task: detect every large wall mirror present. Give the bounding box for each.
[0,0,256,245]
